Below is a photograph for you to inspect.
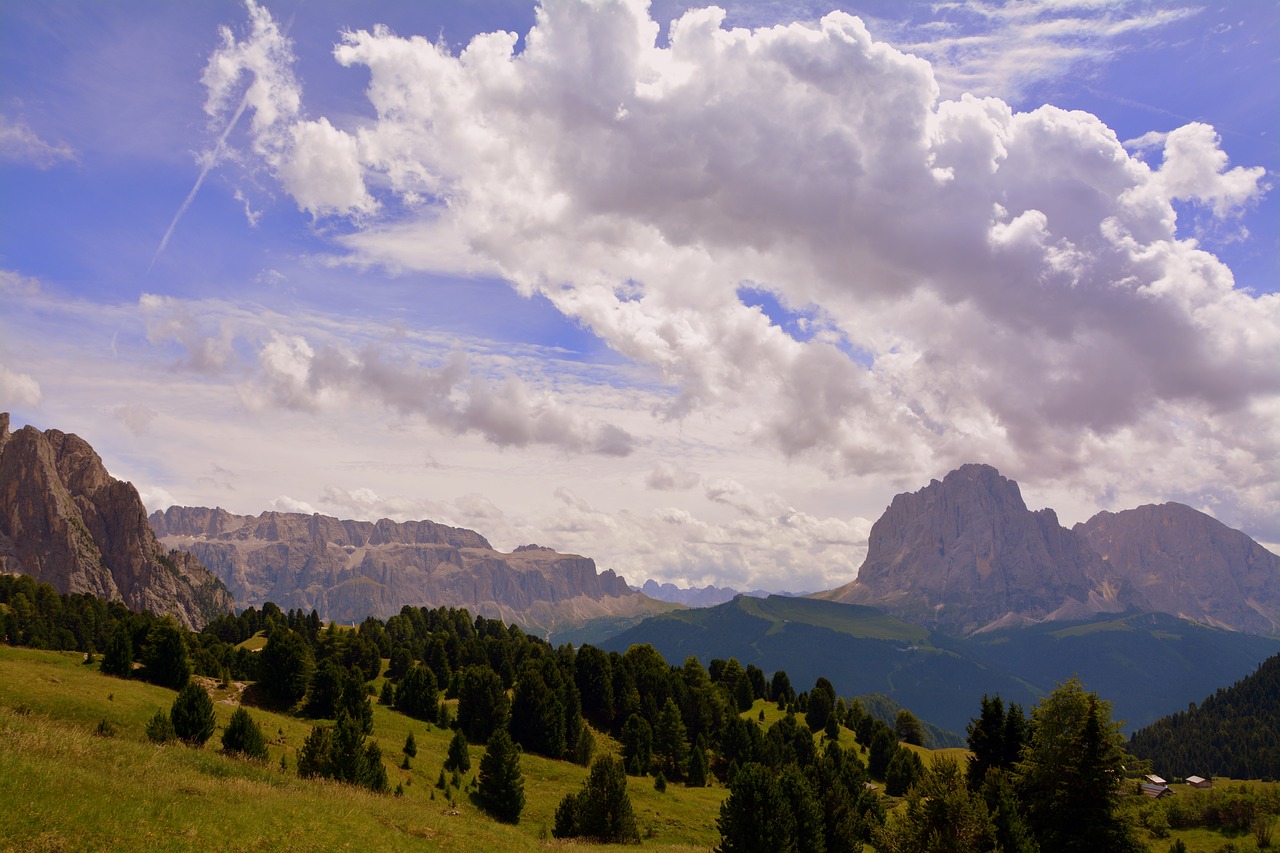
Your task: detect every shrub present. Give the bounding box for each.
[146,708,176,743]
[222,707,269,761]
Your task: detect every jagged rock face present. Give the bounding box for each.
[150,506,668,632]
[0,413,233,629]
[822,464,1131,633]
[1077,503,1280,636]
[821,464,1280,637]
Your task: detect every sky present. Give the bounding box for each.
[2,0,1277,595]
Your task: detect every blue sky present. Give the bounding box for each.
[2,0,1277,593]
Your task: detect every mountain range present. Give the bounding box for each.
[635,579,808,608]
[149,506,675,633]
[0,413,231,629]
[817,463,1280,636]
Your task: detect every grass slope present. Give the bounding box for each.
[0,646,725,852]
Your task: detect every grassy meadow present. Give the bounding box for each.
[0,646,725,852]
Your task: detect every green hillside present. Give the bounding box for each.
[602,597,1280,736]
[1129,652,1280,779]
[0,646,726,852]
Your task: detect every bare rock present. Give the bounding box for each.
[0,413,233,629]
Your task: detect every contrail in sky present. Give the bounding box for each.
[149,4,301,272]
[148,88,252,274]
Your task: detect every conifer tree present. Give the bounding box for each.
[621,713,653,776]
[222,706,269,761]
[457,664,509,744]
[686,734,709,788]
[170,682,215,746]
[553,755,640,843]
[403,731,417,758]
[476,727,524,823]
[654,697,690,779]
[101,621,133,678]
[716,762,797,853]
[395,662,439,723]
[445,728,471,773]
[259,626,313,707]
[143,619,191,689]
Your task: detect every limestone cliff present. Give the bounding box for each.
[0,413,233,629]
[819,464,1131,633]
[1077,503,1280,636]
[150,506,673,633]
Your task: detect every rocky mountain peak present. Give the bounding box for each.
[820,464,1280,637]
[0,414,232,629]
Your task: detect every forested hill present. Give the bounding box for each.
[1128,653,1280,780]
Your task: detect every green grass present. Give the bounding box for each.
[0,646,724,852]
[736,597,930,643]
[234,632,267,651]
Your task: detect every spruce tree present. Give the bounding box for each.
[403,731,417,758]
[654,697,690,779]
[716,762,796,853]
[894,710,925,746]
[687,734,709,787]
[170,682,215,746]
[445,728,471,773]
[101,622,133,678]
[259,627,313,707]
[621,713,653,776]
[143,619,191,689]
[395,662,439,723]
[222,706,269,761]
[476,728,524,823]
[885,747,925,796]
[553,755,640,843]
[457,665,509,744]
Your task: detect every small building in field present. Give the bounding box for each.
[1144,774,1167,786]
[1141,782,1172,798]
[1185,775,1212,789]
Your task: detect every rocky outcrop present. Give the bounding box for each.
[0,413,233,629]
[819,464,1280,637]
[819,464,1130,633]
[1077,503,1280,636]
[150,506,671,633]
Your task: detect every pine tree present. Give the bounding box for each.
[885,747,924,796]
[143,619,191,689]
[1018,678,1141,852]
[687,733,710,787]
[259,627,313,708]
[553,755,640,843]
[621,713,653,776]
[101,621,133,678]
[654,697,690,779]
[403,731,417,758]
[876,757,995,853]
[476,727,524,823]
[170,682,215,746]
[395,662,439,723]
[894,710,925,746]
[457,665,509,744]
[222,706,269,761]
[510,658,566,758]
[445,728,471,773]
[716,762,797,853]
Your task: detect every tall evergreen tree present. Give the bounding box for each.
[259,626,313,707]
[394,662,439,723]
[457,664,509,744]
[654,697,690,780]
[894,710,925,746]
[510,658,566,758]
[716,762,798,853]
[476,727,524,823]
[553,755,640,843]
[876,757,996,853]
[170,682,215,746]
[101,621,133,677]
[574,644,614,729]
[1017,678,1141,853]
[687,733,710,788]
[621,713,653,776]
[445,728,471,773]
[143,618,191,689]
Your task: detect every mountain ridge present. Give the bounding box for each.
[150,505,676,633]
[0,413,232,629]
[817,463,1280,636]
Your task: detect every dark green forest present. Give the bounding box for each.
[1129,653,1280,780]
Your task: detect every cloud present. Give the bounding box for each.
[646,460,699,490]
[893,0,1198,101]
[0,114,75,168]
[244,331,637,456]
[270,494,317,514]
[0,364,43,407]
[209,1,1276,538]
[114,404,158,436]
